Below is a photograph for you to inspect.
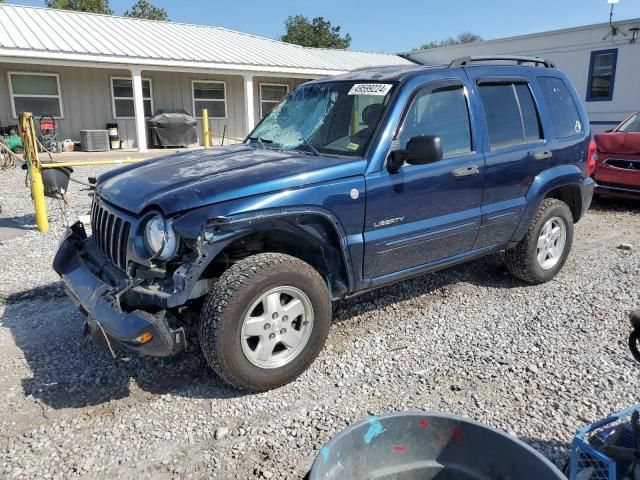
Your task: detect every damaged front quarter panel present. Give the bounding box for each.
[168,205,355,304]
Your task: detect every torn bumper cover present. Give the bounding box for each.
[52,222,186,357]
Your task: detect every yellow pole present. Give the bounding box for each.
[352,106,359,135]
[20,113,49,233]
[31,164,48,233]
[202,108,210,149]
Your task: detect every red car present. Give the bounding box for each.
[591,111,640,200]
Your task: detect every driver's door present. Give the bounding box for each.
[363,79,485,279]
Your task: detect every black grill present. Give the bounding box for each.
[605,158,640,171]
[90,198,131,270]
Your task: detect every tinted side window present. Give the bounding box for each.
[619,113,640,133]
[515,84,541,142]
[399,84,472,157]
[478,83,541,149]
[538,77,582,138]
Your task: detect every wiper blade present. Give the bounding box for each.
[298,137,320,156]
[248,136,273,149]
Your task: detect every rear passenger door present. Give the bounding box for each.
[464,70,552,248]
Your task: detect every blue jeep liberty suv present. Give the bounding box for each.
[54,56,595,391]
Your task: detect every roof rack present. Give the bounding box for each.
[449,55,556,69]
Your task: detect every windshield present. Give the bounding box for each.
[247,81,395,157]
[618,113,640,133]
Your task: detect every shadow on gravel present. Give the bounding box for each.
[0,213,38,231]
[2,253,522,410]
[1,283,244,409]
[520,436,572,473]
[333,254,521,325]
[590,195,640,214]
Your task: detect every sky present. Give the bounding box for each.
[8,0,640,53]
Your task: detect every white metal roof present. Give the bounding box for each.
[402,17,640,56]
[0,4,413,76]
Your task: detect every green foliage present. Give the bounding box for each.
[281,15,352,49]
[416,32,482,51]
[45,0,113,14]
[124,0,168,21]
[415,40,439,51]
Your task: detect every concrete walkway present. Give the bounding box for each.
[46,146,203,163]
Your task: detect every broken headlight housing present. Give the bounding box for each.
[143,214,179,261]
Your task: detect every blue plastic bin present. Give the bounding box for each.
[569,404,640,480]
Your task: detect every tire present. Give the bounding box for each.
[629,330,640,364]
[199,253,332,391]
[505,198,574,284]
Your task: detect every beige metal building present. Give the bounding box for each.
[0,4,412,151]
[405,18,640,133]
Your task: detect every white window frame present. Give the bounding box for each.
[8,72,64,119]
[259,82,289,118]
[110,76,154,120]
[192,80,227,119]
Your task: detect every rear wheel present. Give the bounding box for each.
[505,198,574,284]
[199,253,332,391]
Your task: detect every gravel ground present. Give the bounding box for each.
[1,164,639,479]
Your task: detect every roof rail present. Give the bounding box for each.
[449,55,556,69]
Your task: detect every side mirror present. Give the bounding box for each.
[388,135,443,172]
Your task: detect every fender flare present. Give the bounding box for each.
[168,207,356,306]
[510,165,584,243]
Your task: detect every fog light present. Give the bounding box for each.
[135,332,153,345]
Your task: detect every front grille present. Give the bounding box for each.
[90,198,131,270]
[604,158,640,171]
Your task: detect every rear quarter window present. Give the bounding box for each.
[537,77,582,138]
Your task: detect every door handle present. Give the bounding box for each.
[532,150,553,160]
[452,165,480,178]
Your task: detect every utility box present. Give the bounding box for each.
[80,129,110,152]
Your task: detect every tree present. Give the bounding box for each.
[124,0,168,21]
[45,0,113,14]
[456,32,483,44]
[416,32,482,51]
[281,15,351,49]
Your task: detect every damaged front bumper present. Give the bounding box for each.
[53,222,186,357]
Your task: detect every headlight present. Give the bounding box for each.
[144,214,178,261]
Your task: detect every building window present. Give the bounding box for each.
[9,72,63,118]
[111,77,153,119]
[586,49,618,102]
[192,81,226,118]
[478,82,542,149]
[260,83,288,118]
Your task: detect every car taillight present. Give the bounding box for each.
[587,139,598,177]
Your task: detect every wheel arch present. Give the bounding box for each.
[199,210,354,300]
[510,165,584,243]
[543,184,583,222]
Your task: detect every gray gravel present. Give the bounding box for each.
[1,164,640,479]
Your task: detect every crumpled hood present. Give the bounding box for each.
[595,132,640,155]
[96,145,366,215]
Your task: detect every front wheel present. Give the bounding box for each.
[199,253,332,391]
[505,198,574,284]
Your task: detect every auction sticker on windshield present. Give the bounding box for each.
[348,84,393,96]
